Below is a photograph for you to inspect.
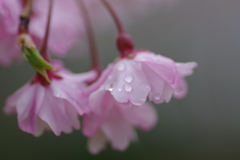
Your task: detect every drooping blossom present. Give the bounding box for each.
[4,61,96,136]
[83,91,157,154]
[86,50,197,107]
[0,0,82,66]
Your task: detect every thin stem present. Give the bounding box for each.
[18,0,33,34]
[21,0,33,18]
[101,0,135,57]
[40,0,53,60]
[79,0,101,74]
[101,0,125,34]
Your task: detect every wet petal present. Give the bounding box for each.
[135,52,181,88]
[176,62,198,77]
[121,102,158,131]
[110,60,150,106]
[16,83,45,134]
[174,78,188,99]
[101,104,138,151]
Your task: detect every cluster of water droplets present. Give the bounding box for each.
[117,63,135,92]
[117,62,158,99]
[106,60,163,102]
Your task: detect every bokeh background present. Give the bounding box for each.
[1,0,240,159]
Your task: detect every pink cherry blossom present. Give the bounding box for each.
[83,91,158,154]
[86,51,197,106]
[174,62,198,99]
[0,0,82,66]
[4,61,96,136]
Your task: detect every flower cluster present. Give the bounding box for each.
[0,0,81,66]
[1,0,196,154]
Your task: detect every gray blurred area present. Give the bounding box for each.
[1,0,240,159]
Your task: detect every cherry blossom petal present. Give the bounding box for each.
[87,129,108,155]
[135,52,181,88]
[4,84,30,114]
[101,116,137,151]
[83,112,102,137]
[176,62,198,77]
[120,102,158,131]
[16,83,45,134]
[174,78,188,99]
[38,90,77,136]
[110,60,150,106]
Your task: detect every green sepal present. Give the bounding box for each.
[22,47,56,83]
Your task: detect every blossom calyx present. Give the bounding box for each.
[18,34,56,82]
[116,33,134,58]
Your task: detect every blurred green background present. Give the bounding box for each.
[1,0,240,159]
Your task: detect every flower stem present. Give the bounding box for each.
[40,0,53,62]
[21,0,33,18]
[18,0,33,34]
[79,0,101,75]
[101,0,125,34]
[101,0,134,57]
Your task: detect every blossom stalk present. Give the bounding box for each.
[40,0,53,62]
[101,0,125,34]
[18,0,32,34]
[79,0,101,76]
[17,0,55,83]
[101,0,134,57]
[21,0,33,18]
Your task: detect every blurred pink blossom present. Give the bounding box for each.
[0,0,22,66]
[86,51,197,106]
[0,0,82,66]
[0,0,180,65]
[83,91,157,154]
[4,61,96,136]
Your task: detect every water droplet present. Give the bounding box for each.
[145,84,151,90]
[118,88,122,92]
[105,82,114,92]
[141,82,151,91]
[154,93,160,100]
[124,74,134,83]
[124,84,132,92]
[55,93,61,97]
[118,63,125,71]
